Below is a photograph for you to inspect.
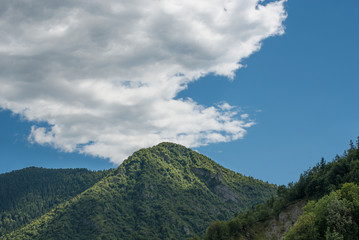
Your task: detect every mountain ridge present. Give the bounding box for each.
[3,142,276,240]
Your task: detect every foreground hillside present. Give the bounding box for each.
[0,167,109,237]
[197,139,359,240]
[3,142,276,240]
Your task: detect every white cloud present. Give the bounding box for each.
[240,113,249,119]
[0,0,286,164]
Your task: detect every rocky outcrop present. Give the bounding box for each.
[264,200,306,240]
[191,167,240,203]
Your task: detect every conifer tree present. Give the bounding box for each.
[350,140,354,149]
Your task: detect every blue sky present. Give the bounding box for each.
[1,0,358,185]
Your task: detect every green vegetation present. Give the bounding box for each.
[197,139,359,240]
[2,142,276,240]
[284,183,359,240]
[0,167,109,237]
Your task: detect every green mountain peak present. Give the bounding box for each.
[3,143,276,240]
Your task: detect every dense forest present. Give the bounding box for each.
[4,140,358,239]
[1,143,276,240]
[196,138,359,240]
[0,167,109,237]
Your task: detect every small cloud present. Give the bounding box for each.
[218,102,233,111]
[241,113,249,119]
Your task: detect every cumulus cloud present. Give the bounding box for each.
[0,0,286,164]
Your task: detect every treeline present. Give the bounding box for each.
[194,138,359,240]
[0,167,109,236]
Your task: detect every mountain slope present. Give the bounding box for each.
[197,140,359,240]
[4,142,276,240]
[0,167,109,237]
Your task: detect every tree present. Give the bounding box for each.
[350,140,354,149]
[325,194,357,240]
[283,212,317,240]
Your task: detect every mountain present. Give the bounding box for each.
[197,139,359,240]
[0,167,109,237]
[2,142,276,240]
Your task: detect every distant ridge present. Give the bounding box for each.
[3,142,276,240]
[0,167,109,237]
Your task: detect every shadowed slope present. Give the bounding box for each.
[0,167,109,236]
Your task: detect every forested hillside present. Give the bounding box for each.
[197,139,359,240]
[284,182,359,240]
[3,143,276,240]
[0,167,109,236]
